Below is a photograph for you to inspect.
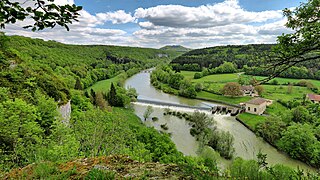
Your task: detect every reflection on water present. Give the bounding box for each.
[125,71,315,171]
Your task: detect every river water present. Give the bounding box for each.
[124,71,315,171]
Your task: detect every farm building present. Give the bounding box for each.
[306,94,320,103]
[241,85,256,96]
[245,98,267,115]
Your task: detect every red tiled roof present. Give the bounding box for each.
[307,94,320,101]
[246,98,267,105]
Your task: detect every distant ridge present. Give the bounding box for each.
[160,45,191,53]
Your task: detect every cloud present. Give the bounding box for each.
[134,0,283,28]
[96,10,136,24]
[4,0,291,49]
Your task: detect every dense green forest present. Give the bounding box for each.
[171,44,320,80]
[0,33,182,171]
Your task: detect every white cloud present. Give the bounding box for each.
[134,0,283,28]
[96,10,136,24]
[3,0,292,48]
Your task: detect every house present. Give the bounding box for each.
[245,98,267,115]
[241,85,255,96]
[306,94,320,103]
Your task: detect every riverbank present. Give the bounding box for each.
[125,70,316,172]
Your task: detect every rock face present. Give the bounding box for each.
[59,100,71,124]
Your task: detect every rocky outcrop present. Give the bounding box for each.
[59,100,71,124]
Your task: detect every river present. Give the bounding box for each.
[124,70,315,171]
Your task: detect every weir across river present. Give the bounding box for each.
[136,98,243,116]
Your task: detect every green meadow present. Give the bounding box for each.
[87,75,121,93]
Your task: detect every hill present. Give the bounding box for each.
[171,44,274,69]
[0,35,180,104]
[160,45,191,53]
[170,44,320,80]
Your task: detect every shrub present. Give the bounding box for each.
[194,72,203,79]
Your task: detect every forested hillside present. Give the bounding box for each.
[171,44,273,69]
[160,45,191,53]
[0,33,181,172]
[0,34,179,104]
[171,44,320,80]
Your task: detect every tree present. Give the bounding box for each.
[143,105,154,121]
[189,111,215,136]
[195,83,204,92]
[94,91,107,109]
[277,123,320,167]
[256,116,287,145]
[194,72,203,79]
[106,83,117,106]
[0,98,43,166]
[287,84,293,94]
[221,82,243,97]
[262,0,320,83]
[0,0,82,31]
[90,89,96,104]
[74,77,83,90]
[34,90,58,135]
[291,106,314,123]
[178,80,197,98]
[255,85,264,96]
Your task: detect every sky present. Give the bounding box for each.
[4,0,304,48]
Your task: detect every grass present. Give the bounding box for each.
[192,73,239,83]
[86,75,121,93]
[237,113,266,130]
[265,102,290,116]
[180,71,196,80]
[197,91,252,105]
[242,75,320,88]
[262,85,313,101]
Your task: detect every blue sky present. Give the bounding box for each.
[5,0,305,48]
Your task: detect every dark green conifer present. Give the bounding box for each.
[75,77,83,90]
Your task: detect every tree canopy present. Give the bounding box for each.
[0,0,82,31]
[263,0,320,83]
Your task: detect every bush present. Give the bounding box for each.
[194,72,203,79]
[270,79,279,85]
[85,168,115,180]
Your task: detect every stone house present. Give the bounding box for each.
[241,85,255,96]
[306,94,320,103]
[245,98,267,115]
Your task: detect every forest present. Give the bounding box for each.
[171,44,320,80]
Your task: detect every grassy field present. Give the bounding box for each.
[237,113,267,130]
[262,85,313,101]
[265,102,290,115]
[197,91,252,105]
[87,75,121,93]
[180,71,196,80]
[180,71,318,103]
[243,75,320,88]
[193,73,239,83]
